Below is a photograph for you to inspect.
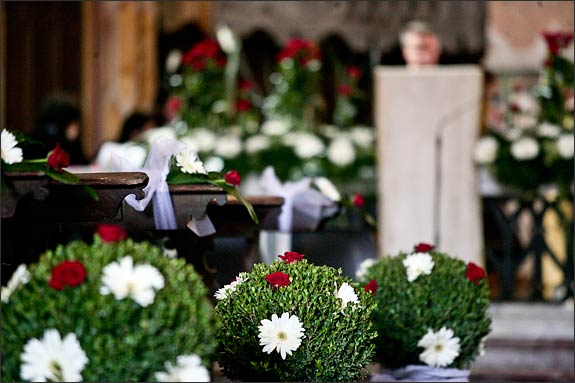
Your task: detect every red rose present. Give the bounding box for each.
[182,39,225,70]
[236,99,252,112]
[278,251,305,264]
[49,261,86,290]
[347,66,362,79]
[542,31,574,55]
[266,271,290,288]
[47,143,70,172]
[414,243,435,253]
[466,262,486,286]
[364,279,377,295]
[276,38,321,65]
[238,79,254,91]
[352,193,365,208]
[97,224,128,243]
[337,85,353,97]
[224,170,241,187]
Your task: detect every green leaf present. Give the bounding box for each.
[211,180,259,224]
[46,168,79,184]
[166,171,210,185]
[2,161,47,173]
[82,185,99,201]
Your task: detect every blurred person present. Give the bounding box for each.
[119,111,157,143]
[399,20,442,67]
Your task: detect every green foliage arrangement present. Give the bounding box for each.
[1,228,217,382]
[358,244,491,370]
[214,252,377,382]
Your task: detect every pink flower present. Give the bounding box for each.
[364,279,377,295]
[466,262,486,286]
[224,170,241,186]
[49,261,86,290]
[278,251,305,264]
[414,243,435,253]
[266,271,290,288]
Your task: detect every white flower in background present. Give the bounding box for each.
[211,100,228,114]
[504,128,522,142]
[418,327,461,368]
[100,256,165,307]
[261,119,291,136]
[216,25,237,54]
[478,335,488,357]
[191,129,217,152]
[214,273,248,300]
[179,136,200,153]
[142,126,177,144]
[328,137,356,167]
[155,354,210,382]
[165,49,182,73]
[313,177,341,202]
[566,95,574,111]
[175,150,207,175]
[245,135,271,154]
[355,258,377,281]
[537,122,561,138]
[204,156,225,173]
[289,133,324,159]
[510,137,539,160]
[258,312,305,360]
[214,134,242,159]
[557,134,574,159]
[474,136,499,165]
[334,282,359,311]
[509,91,540,114]
[403,253,434,282]
[350,126,375,149]
[1,129,23,164]
[513,114,538,130]
[564,115,575,130]
[1,264,30,303]
[20,329,88,382]
[163,248,178,259]
[322,124,339,138]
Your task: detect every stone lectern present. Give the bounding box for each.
[374,65,484,265]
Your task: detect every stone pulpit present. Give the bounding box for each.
[374,65,484,265]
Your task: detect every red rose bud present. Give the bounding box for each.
[49,261,86,290]
[337,85,353,96]
[97,224,128,243]
[47,143,70,172]
[352,193,365,208]
[365,279,378,295]
[266,271,290,288]
[224,170,241,186]
[279,251,305,264]
[347,66,362,79]
[236,99,252,112]
[466,262,486,286]
[414,243,435,253]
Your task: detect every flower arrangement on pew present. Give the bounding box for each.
[1,225,217,382]
[356,243,491,381]
[474,30,574,197]
[214,252,377,382]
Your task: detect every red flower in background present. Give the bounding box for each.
[47,143,70,172]
[236,99,252,112]
[414,243,435,253]
[266,271,291,288]
[337,85,353,97]
[352,193,365,208]
[346,66,362,79]
[279,251,305,264]
[224,170,241,186]
[364,279,378,295]
[238,79,254,91]
[276,38,321,65]
[165,96,182,117]
[542,31,574,55]
[182,39,226,70]
[466,262,486,286]
[97,224,128,243]
[49,261,86,290]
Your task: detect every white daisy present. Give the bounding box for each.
[403,253,434,282]
[313,177,341,202]
[20,329,88,382]
[418,327,461,368]
[258,312,305,360]
[214,273,248,300]
[154,354,210,382]
[474,136,499,165]
[334,282,359,311]
[510,137,539,160]
[1,264,31,303]
[556,134,574,159]
[355,258,377,281]
[327,137,356,167]
[99,256,165,307]
[175,149,207,174]
[1,129,23,164]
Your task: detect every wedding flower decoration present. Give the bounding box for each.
[358,245,491,370]
[1,231,216,381]
[215,254,376,381]
[1,129,23,164]
[355,258,377,280]
[176,149,207,174]
[96,223,128,243]
[1,264,30,303]
[214,272,248,300]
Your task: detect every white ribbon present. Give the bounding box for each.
[371,365,470,382]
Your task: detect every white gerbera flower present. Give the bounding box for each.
[258,312,305,360]
[510,137,539,160]
[1,264,31,303]
[328,137,356,167]
[154,354,210,382]
[403,253,434,282]
[350,126,375,149]
[214,134,242,159]
[355,258,377,281]
[537,122,561,138]
[214,273,248,300]
[20,329,88,382]
[1,129,23,164]
[557,134,574,159]
[418,327,461,368]
[175,150,207,174]
[99,256,165,307]
[474,136,499,165]
[313,177,341,201]
[334,282,359,311]
[245,135,271,154]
